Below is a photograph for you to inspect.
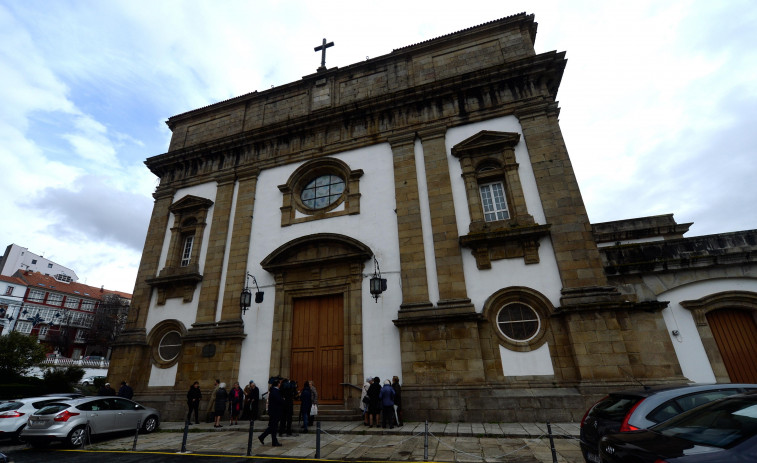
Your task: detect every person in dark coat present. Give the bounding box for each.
[379,379,396,429]
[98,382,116,396]
[243,380,260,420]
[278,378,297,436]
[118,381,134,399]
[392,376,403,426]
[258,377,283,446]
[186,381,202,424]
[367,376,381,427]
[213,382,228,428]
[228,382,244,425]
[299,381,312,433]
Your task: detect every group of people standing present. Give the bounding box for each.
[360,376,402,429]
[186,379,262,427]
[258,377,318,447]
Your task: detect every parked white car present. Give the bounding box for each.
[0,396,71,443]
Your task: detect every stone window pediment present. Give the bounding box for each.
[452,130,550,269]
[146,195,212,305]
[279,157,363,226]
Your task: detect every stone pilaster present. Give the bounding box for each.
[518,111,609,292]
[388,133,432,309]
[220,166,259,320]
[194,172,236,324]
[417,126,468,303]
[126,185,175,331]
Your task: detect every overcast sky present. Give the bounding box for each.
[1,0,755,293]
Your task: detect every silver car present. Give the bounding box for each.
[0,396,70,443]
[21,396,160,447]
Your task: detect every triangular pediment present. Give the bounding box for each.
[169,195,214,213]
[451,130,521,158]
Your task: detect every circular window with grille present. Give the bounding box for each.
[300,174,345,210]
[496,302,541,342]
[158,330,182,362]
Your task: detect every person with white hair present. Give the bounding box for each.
[213,382,228,428]
[360,377,372,426]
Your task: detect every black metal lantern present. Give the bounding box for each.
[369,256,387,303]
[240,272,263,314]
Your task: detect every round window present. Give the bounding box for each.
[496,303,540,342]
[158,331,182,362]
[300,174,345,209]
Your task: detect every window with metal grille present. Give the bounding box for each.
[496,303,540,342]
[301,174,345,210]
[479,182,510,222]
[159,331,182,362]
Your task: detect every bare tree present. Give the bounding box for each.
[84,293,129,357]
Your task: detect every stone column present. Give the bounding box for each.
[220,166,260,321]
[125,185,175,333]
[111,184,174,395]
[388,133,432,310]
[417,126,469,304]
[194,172,236,324]
[518,110,608,291]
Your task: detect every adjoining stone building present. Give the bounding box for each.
[110,13,757,422]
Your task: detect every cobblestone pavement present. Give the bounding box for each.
[82,421,584,462]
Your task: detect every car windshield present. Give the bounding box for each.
[590,395,642,420]
[35,403,72,415]
[653,396,757,448]
[0,402,23,411]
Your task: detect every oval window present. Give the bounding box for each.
[300,175,345,209]
[496,303,540,342]
[158,331,182,362]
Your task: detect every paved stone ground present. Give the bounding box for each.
[84,421,584,462]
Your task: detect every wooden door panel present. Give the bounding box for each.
[708,309,757,383]
[291,295,344,403]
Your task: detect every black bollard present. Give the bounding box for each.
[424,420,429,461]
[180,420,190,453]
[132,419,141,451]
[246,419,255,456]
[546,422,558,463]
[315,420,321,459]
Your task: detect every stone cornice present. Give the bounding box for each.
[146,51,567,187]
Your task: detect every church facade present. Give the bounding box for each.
[110,13,757,422]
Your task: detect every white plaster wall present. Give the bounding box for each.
[445,116,563,309]
[499,343,554,376]
[148,363,178,387]
[145,182,218,390]
[657,278,757,383]
[236,143,404,386]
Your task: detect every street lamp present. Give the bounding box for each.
[369,256,387,303]
[240,272,264,314]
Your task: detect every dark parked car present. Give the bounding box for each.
[599,392,757,462]
[21,396,159,448]
[580,383,757,463]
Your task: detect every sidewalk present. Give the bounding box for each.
[86,420,584,462]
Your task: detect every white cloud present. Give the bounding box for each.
[0,0,755,293]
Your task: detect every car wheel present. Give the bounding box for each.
[67,426,87,448]
[12,424,26,444]
[141,415,159,433]
[81,381,89,387]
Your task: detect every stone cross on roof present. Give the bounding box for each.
[314,38,334,72]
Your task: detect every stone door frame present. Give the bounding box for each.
[261,233,371,407]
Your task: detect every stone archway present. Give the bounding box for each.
[681,291,757,382]
[261,233,372,407]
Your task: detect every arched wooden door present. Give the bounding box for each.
[290,294,344,404]
[707,309,757,383]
